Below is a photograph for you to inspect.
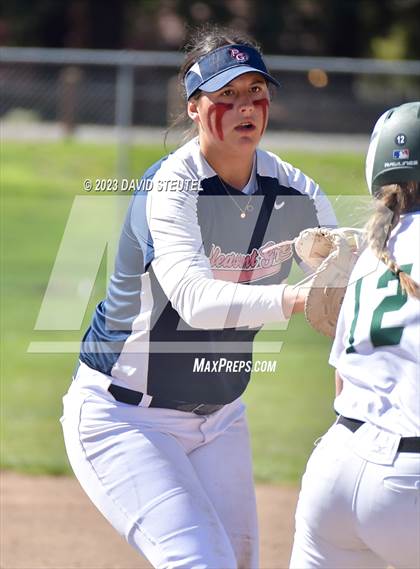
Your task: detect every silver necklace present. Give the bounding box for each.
[218,177,255,219]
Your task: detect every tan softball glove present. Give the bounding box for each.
[294,227,364,338]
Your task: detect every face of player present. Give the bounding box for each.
[187,72,270,155]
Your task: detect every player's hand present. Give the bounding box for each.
[282,285,308,318]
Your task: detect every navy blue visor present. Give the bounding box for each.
[184,44,280,99]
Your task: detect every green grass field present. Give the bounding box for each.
[1,140,366,482]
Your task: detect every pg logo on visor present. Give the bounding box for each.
[229,48,249,63]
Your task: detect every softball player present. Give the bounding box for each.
[290,102,420,569]
[61,26,336,569]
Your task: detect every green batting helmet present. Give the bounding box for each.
[365,101,420,195]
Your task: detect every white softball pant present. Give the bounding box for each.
[290,421,420,569]
[60,363,259,569]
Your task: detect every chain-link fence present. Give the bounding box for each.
[1,47,420,174]
[2,48,420,129]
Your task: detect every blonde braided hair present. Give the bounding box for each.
[365,181,420,299]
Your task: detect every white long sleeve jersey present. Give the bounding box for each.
[331,210,420,436]
[80,138,335,404]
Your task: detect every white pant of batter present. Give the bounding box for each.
[290,422,420,569]
[61,363,258,569]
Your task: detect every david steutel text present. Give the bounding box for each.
[83,178,202,192]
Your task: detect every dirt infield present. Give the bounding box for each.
[1,472,299,569]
